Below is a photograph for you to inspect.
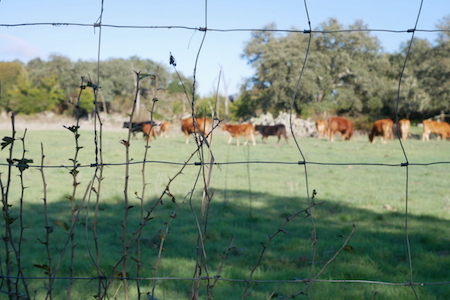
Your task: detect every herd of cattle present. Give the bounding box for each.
[122,116,450,145]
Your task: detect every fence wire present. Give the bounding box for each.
[1,0,450,299]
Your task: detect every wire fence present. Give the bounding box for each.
[1,0,450,299]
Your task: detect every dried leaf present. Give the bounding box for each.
[33,264,50,271]
[4,214,17,225]
[53,221,69,232]
[343,244,355,253]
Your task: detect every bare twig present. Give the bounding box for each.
[242,201,325,299]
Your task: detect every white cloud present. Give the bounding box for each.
[0,34,41,61]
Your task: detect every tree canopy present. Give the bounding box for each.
[0,55,196,119]
[237,17,450,120]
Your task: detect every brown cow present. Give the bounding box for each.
[222,123,256,146]
[399,119,411,140]
[141,123,157,142]
[369,119,394,144]
[327,117,353,142]
[158,121,172,138]
[180,117,212,144]
[421,120,450,141]
[315,119,327,139]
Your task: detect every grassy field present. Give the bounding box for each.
[1,123,450,299]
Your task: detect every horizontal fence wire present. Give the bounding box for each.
[1,160,450,169]
[1,22,449,35]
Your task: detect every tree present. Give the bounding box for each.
[242,23,308,113]
[0,55,200,117]
[7,71,65,114]
[417,17,450,114]
[28,55,76,94]
[0,61,25,110]
[313,19,394,115]
[388,39,433,117]
[240,19,395,117]
[392,15,450,117]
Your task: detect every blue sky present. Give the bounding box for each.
[0,0,448,97]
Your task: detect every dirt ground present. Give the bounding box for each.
[0,112,132,132]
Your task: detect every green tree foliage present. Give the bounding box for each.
[240,19,396,118]
[401,17,450,116]
[313,19,394,115]
[0,61,23,87]
[27,55,77,96]
[7,71,65,114]
[229,91,258,121]
[390,14,450,118]
[388,39,433,117]
[0,55,195,117]
[0,61,25,109]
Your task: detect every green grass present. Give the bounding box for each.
[1,125,450,299]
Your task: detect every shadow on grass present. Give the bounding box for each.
[2,188,450,299]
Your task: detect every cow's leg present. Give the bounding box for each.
[345,131,352,141]
[142,126,152,142]
[250,132,256,146]
[369,133,375,143]
[227,136,233,145]
[144,133,153,142]
[329,130,334,142]
[152,129,157,141]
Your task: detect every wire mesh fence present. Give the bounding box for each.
[1,0,450,299]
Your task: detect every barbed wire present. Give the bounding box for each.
[0,22,449,35]
[1,0,449,298]
[2,160,450,170]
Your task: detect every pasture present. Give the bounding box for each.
[1,120,450,299]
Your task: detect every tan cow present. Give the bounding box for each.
[399,119,411,140]
[315,119,327,139]
[369,119,394,144]
[158,121,172,138]
[328,117,353,142]
[180,117,212,144]
[421,120,450,141]
[222,123,256,146]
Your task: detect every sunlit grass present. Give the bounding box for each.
[1,124,450,299]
